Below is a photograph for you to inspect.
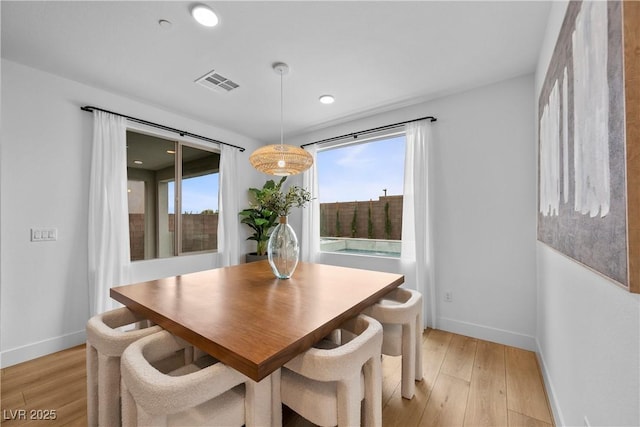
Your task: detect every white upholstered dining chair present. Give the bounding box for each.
[363,287,423,399]
[120,330,262,427]
[280,314,383,427]
[86,307,162,427]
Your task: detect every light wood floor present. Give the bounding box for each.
[1,329,554,427]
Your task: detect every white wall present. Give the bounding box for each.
[0,59,265,367]
[535,2,640,426]
[289,74,538,350]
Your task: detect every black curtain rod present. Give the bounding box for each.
[300,115,437,149]
[80,106,246,152]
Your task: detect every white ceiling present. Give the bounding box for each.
[1,1,551,144]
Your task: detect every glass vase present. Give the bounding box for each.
[267,216,299,279]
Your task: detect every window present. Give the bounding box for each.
[126,131,220,261]
[317,132,405,257]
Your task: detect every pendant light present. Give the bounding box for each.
[249,62,313,176]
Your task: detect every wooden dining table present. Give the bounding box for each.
[110,260,404,426]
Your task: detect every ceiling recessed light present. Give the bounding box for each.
[191,5,219,27]
[133,160,143,165]
[319,95,335,104]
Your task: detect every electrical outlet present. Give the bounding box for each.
[444,291,453,302]
[31,227,57,242]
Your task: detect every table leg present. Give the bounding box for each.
[271,369,282,426]
[245,369,282,427]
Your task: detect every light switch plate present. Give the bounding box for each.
[31,228,57,242]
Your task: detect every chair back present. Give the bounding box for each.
[120,330,248,426]
[284,314,383,382]
[86,307,161,427]
[365,287,422,325]
[282,314,383,426]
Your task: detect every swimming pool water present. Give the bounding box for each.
[334,248,401,258]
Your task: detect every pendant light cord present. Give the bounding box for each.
[279,68,286,166]
[280,71,284,148]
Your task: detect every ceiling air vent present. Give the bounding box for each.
[195,69,240,93]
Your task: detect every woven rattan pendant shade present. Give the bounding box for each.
[250,144,313,176]
[249,62,313,176]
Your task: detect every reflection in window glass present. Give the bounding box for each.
[181,146,219,254]
[127,180,145,261]
[126,131,219,260]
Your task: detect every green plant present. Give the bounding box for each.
[260,181,313,217]
[320,206,327,236]
[350,205,358,238]
[384,202,392,239]
[239,177,312,255]
[336,209,342,237]
[238,177,284,256]
[367,202,374,239]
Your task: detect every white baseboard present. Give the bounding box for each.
[0,329,86,368]
[437,317,537,351]
[535,338,565,427]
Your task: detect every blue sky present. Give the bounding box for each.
[169,174,219,214]
[167,135,405,212]
[317,135,406,203]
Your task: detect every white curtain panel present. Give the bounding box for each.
[218,145,240,266]
[401,120,436,328]
[301,145,320,263]
[88,111,130,316]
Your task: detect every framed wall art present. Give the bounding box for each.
[537,0,640,293]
